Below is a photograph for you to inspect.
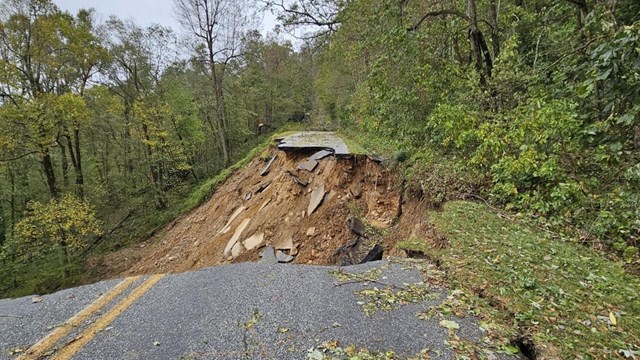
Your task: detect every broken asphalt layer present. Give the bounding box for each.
[0,261,518,359]
[276,132,350,156]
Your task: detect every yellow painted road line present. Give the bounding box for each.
[52,274,165,360]
[18,276,140,360]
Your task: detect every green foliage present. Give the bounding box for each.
[429,201,640,358]
[12,194,102,256]
[314,0,640,259]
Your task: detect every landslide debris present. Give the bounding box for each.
[94,133,426,277]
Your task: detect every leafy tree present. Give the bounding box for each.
[12,194,102,277]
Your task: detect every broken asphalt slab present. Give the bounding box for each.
[277,131,350,157]
[0,261,519,359]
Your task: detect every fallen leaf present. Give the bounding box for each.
[31,297,43,303]
[278,327,289,333]
[609,312,617,326]
[439,319,460,330]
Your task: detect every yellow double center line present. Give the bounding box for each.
[19,274,165,360]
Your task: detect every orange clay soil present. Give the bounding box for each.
[88,146,433,278]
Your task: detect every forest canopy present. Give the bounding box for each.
[1,0,639,297]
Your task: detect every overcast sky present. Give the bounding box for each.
[53,0,279,35]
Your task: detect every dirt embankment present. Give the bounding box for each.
[92,146,431,277]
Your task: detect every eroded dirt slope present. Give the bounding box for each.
[93,145,430,277]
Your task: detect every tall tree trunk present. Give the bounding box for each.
[489,0,501,59]
[58,140,69,188]
[0,201,5,247]
[467,0,493,86]
[211,63,230,166]
[40,146,58,199]
[141,122,167,209]
[73,128,84,199]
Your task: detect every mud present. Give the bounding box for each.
[92,146,416,277]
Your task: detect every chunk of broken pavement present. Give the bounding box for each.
[297,158,318,172]
[310,150,332,161]
[307,184,326,216]
[260,246,277,264]
[276,250,295,263]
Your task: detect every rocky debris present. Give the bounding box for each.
[359,244,383,264]
[242,233,265,251]
[286,170,308,187]
[306,227,317,236]
[255,181,272,194]
[297,158,318,172]
[260,246,278,264]
[223,218,251,257]
[260,155,277,176]
[307,184,326,216]
[230,242,244,259]
[347,217,365,236]
[219,206,247,235]
[348,184,363,199]
[275,236,294,251]
[258,199,271,212]
[275,250,295,263]
[310,150,332,161]
[335,218,384,265]
[243,192,252,201]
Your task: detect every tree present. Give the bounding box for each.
[13,194,102,277]
[174,0,257,165]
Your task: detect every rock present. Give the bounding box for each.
[307,184,326,216]
[260,246,277,264]
[223,218,251,256]
[242,232,265,251]
[297,158,318,172]
[219,206,247,234]
[231,242,244,258]
[347,217,365,236]
[258,199,271,212]
[275,236,294,251]
[255,181,272,194]
[359,244,384,264]
[31,297,43,304]
[306,227,317,236]
[260,155,277,176]
[276,250,295,263]
[286,170,308,187]
[243,192,252,201]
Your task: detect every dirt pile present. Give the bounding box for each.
[94,137,432,277]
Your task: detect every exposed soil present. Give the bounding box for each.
[89,146,431,278]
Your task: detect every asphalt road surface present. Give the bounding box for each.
[0,261,518,359]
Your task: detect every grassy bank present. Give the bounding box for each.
[399,201,640,358]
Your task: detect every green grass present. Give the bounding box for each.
[414,201,640,358]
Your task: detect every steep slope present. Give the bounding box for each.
[96,140,411,277]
